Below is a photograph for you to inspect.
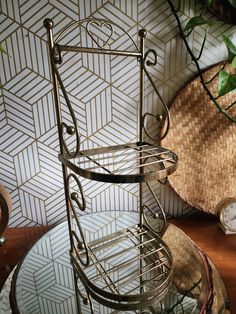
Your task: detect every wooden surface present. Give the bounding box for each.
[0,226,52,291]
[0,216,236,313]
[172,215,236,313]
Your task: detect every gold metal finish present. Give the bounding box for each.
[71,224,172,311]
[44,17,178,313]
[59,142,177,183]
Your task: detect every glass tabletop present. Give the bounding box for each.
[10,211,229,314]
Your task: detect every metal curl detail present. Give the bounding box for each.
[144,49,158,66]
[143,205,165,236]
[67,173,89,266]
[142,112,164,142]
[67,173,86,212]
[72,229,90,267]
[143,181,167,235]
[143,49,171,141]
[54,64,80,157]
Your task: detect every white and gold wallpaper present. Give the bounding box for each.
[1,0,236,226]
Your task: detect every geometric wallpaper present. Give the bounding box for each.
[1,0,236,227]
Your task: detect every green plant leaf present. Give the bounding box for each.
[231,55,236,68]
[227,0,236,8]
[222,34,236,62]
[218,70,236,97]
[184,16,215,31]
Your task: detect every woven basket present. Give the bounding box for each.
[162,63,236,214]
[164,223,229,313]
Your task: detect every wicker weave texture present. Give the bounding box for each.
[164,224,229,313]
[162,64,236,214]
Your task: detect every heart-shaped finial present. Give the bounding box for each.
[86,20,113,49]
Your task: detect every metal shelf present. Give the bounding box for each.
[59,142,178,183]
[44,17,180,313]
[71,223,172,311]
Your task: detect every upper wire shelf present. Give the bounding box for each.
[59,142,178,183]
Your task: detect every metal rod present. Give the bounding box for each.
[77,146,169,165]
[44,18,74,254]
[89,245,165,281]
[59,45,142,57]
[75,143,150,158]
[139,29,146,237]
[104,259,167,290]
[88,233,156,266]
[83,152,172,171]
[76,147,168,163]
[146,182,167,232]
[79,233,158,271]
[82,154,112,174]
[123,270,167,295]
[87,246,120,295]
[112,157,174,174]
[88,226,145,251]
[128,228,163,266]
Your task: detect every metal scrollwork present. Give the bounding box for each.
[143,181,167,235]
[86,20,113,49]
[143,49,171,141]
[67,173,89,266]
[54,64,81,157]
[142,112,164,142]
[71,228,90,267]
[67,173,86,212]
[144,49,158,66]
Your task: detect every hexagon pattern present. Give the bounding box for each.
[1,0,235,226]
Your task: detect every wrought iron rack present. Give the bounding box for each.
[44,18,178,313]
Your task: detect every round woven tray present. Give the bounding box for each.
[162,63,236,214]
[163,223,229,313]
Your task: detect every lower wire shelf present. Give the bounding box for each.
[71,224,173,311]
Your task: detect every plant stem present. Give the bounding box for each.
[168,0,236,123]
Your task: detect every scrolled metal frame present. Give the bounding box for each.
[142,49,171,141]
[44,17,177,313]
[66,173,89,267]
[53,64,81,158]
[67,173,86,212]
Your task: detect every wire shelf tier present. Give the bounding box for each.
[60,142,178,183]
[71,223,172,311]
